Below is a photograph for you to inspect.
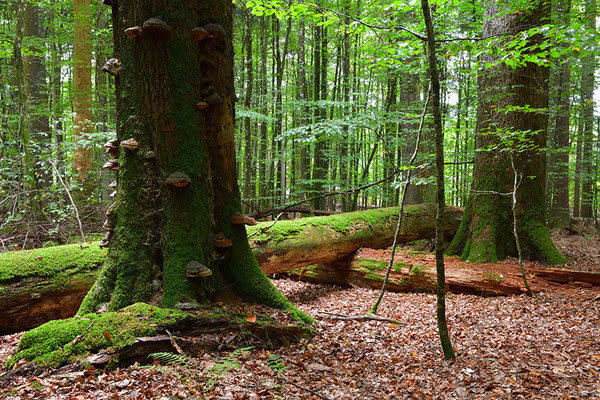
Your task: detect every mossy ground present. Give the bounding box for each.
[7,303,192,369]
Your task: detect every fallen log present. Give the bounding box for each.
[284,249,600,296]
[0,204,458,334]
[250,203,463,275]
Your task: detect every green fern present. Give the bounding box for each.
[148,352,191,367]
[203,346,254,391]
[267,353,287,373]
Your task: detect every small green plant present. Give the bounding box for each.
[484,271,504,283]
[410,264,425,276]
[148,352,191,367]
[204,346,254,391]
[267,353,287,373]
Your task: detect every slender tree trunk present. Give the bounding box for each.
[579,0,596,219]
[23,1,50,196]
[421,0,456,360]
[548,0,571,225]
[73,0,93,188]
[242,11,254,213]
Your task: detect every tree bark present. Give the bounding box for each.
[78,0,308,323]
[72,0,94,185]
[446,0,565,264]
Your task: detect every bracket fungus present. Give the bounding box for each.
[108,181,117,189]
[102,159,119,171]
[203,23,225,42]
[185,261,212,278]
[101,58,121,77]
[214,232,233,248]
[124,26,143,39]
[191,27,209,42]
[144,151,156,160]
[103,220,114,231]
[120,138,138,150]
[99,233,111,248]
[109,191,117,197]
[230,214,258,226]
[164,172,191,188]
[142,17,171,38]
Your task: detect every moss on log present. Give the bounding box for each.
[0,205,459,334]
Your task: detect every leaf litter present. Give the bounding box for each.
[0,230,599,399]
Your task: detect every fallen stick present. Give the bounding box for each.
[317,311,401,324]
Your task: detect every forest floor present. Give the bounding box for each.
[0,229,599,399]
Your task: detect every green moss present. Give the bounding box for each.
[8,303,192,369]
[358,259,387,272]
[0,242,106,282]
[483,271,504,283]
[246,206,413,245]
[393,262,409,272]
[365,272,384,282]
[410,264,428,276]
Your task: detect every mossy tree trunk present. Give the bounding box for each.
[79,0,308,322]
[446,0,566,264]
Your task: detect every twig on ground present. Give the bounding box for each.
[165,330,184,355]
[318,311,401,324]
[276,375,335,400]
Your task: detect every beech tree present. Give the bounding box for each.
[78,0,309,322]
[446,0,566,264]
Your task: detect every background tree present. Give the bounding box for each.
[446,0,566,264]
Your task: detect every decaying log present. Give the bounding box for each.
[250,204,463,275]
[284,251,600,296]
[0,204,458,334]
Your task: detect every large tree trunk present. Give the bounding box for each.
[446,0,565,264]
[77,0,307,323]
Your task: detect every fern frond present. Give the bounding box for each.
[148,352,191,367]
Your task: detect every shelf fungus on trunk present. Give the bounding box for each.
[124,26,143,39]
[214,232,233,248]
[203,23,225,42]
[104,139,119,157]
[101,58,122,77]
[120,138,138,150]
[185,261,213,278]
[230,214,258,226]
[164,172,191,188]
[144,151,156,160]
[191,26,209,42]
[103,220,114,232]
[108,181,117,189]
[102,159,119,172]
[109,191,117,197]
[142,17,171,38]
[99,233,110,248]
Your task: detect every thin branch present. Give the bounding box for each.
[318,311,401,324]
[49,161,87,247]
[370,82,432,315]
[276,376,335,400]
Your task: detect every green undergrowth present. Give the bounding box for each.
[0,242,106,282]
[7,303,192,369]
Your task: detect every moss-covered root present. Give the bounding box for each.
[7,303,190,370]
[522,220,566,264]
[225,229,313,324]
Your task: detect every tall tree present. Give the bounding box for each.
[446,0,566,264]
[22,1,50,192]
[78,0,309,323]
[579,0,596,219]
[73,0,93,185]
